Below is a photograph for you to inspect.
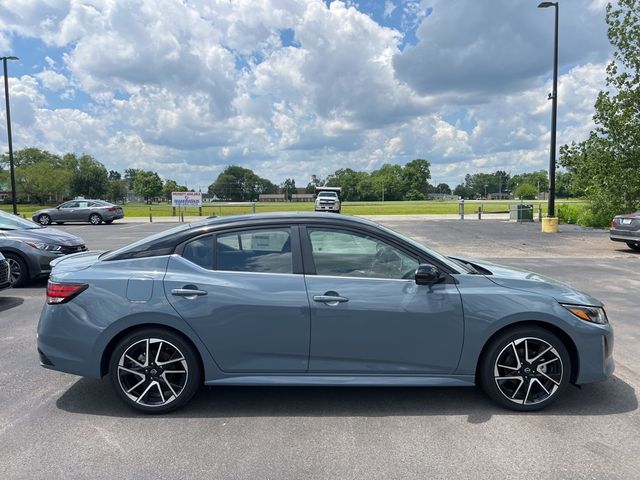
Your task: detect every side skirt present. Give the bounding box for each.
[204,375,476,387]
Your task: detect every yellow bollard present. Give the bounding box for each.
[541,217,558,233]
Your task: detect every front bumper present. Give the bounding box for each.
[574,323,615,385]
[315,204,340,212]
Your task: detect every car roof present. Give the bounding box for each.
[188,212,379,229]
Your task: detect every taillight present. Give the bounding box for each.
[106,207,116,211]
[47,281,88,304]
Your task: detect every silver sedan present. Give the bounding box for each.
[32,199,124,226]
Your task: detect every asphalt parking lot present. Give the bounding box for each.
[1,218,639,479]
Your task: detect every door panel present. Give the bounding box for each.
[305,276,464,373]
[303,226,464,374]
[166,226,309,373]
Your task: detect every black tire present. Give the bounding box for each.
[89,213,102,225]
[626,242,640,252]
[4,253,29,287]
[37,214,52,226]
[479,325,571,411]
[109,328,202,414]
[104,219,114,224]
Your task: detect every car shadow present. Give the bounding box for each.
[0,296,24,312]
[56,375,636,423]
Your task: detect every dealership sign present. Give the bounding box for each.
[171,191,202,207]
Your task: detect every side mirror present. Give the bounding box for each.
[415,264,441,285]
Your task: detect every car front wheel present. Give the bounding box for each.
[109,329,202,413]
[4,253,28,287]
[37,214,52,226]
[479,326,570,411]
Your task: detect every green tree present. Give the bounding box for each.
[404,189,426,201]
[134,170,163,203]
[1,147,60,168]
[67,154,109,198]
[305,174,324,194]
[371,164,404,200]
[124,168,142,190]
[453,184,468,198]
[435,183,452,195]
[555,170,577,198]
[401,159,431,196]
[208,166,276,201]
[15,162,71,204]
[108,170,122,181]
[107,179,127,203]
[281,178,296,200]
[162,179,188,202]
[560,0,640,222]
[463,171,510,198]
[325,168,368,201]
[508,170,548,194]
[514,183,538,200]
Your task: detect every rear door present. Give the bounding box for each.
[164,225,311,372]
[73,201,91,221]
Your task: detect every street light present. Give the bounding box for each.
[2,56,19,215]
[538,2,559,219]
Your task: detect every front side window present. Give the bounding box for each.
[308,228,418,279]
[216,228,292,274]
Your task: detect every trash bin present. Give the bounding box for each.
[510,204,534,222]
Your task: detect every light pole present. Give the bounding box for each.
[538,2,558,218]
[2,56,18,215]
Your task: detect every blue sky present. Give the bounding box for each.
[0,0,613,189]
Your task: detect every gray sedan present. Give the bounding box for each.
[38,213,614,413]
[32,199,124,226]
[0,210,86,286]
[610,212,640,251]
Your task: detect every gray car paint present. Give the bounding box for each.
[32,200,124,224]
[0,214,86,283]
[37,213,614,389]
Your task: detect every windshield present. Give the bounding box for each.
[318,192,337,197]
[0,210,41,230]
[375,223,473,274]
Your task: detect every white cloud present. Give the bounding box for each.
[0,0,613,189]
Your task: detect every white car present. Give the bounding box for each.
[315,191,341,213]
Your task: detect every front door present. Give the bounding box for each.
[303,227,464,374]
[165,227,310,372]
[57,201,79,221]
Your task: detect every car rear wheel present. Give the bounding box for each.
[37,214,52,226]
[4,253,28,287]
[479,326,570,411]
[89,213,102,225]
[109,328,202,414]
[626,242,640,252]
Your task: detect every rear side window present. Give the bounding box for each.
[216,228,292,274]
[182,235,214,269]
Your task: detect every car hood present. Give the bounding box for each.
[3,227,84,246]
[452,256,602,307]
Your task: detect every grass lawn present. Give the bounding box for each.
[2,199,585,219]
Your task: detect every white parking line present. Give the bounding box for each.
[118,224,146,230]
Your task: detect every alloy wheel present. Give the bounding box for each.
[117,338,189,407]
[39,214,51,225]
[90,214,101,225]
[7,257,21,284]
[493,337,563,406]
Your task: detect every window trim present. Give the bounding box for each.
[177,225,303,275]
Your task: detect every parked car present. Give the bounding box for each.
[610,212,640,251]
[0,210,87,286]
[0,252,11,291]
[38,213,614,413]
[32,199,124,226]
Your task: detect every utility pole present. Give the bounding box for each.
[2,56,19,215]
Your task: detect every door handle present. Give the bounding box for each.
[313,295,349,304]
[171,288,208,297]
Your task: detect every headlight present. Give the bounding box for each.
[561,304,608,324]
[26,242,63,252]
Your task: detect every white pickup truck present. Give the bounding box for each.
[315,189,341,213]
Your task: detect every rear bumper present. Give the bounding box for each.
[610,228,640,243]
